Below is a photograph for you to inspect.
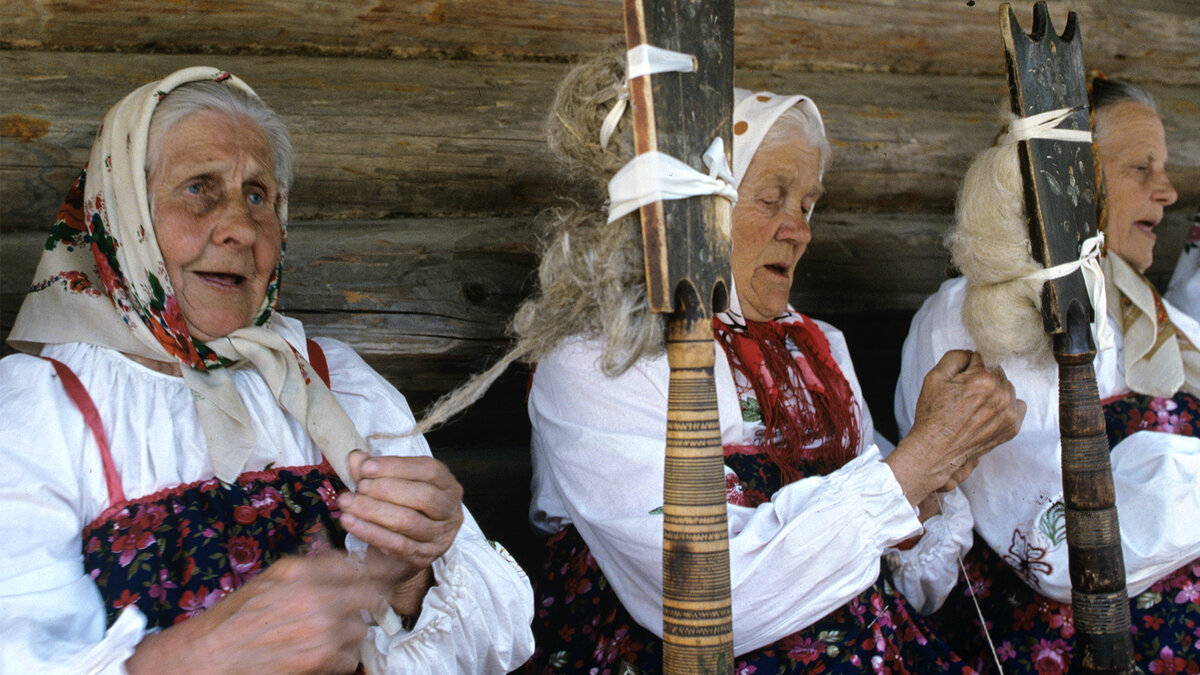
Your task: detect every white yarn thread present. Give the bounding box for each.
[937,491,1005,674]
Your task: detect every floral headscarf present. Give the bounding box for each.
[9,67,363,486]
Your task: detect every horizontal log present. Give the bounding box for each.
[5,210,1188,361]
[3,51,1198,232]
[2,1,1196,85]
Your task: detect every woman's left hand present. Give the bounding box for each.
[337,450,464,615]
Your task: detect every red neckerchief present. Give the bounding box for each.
[713,313,860,482]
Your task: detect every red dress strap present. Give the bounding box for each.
[41,357,127,506]
[306,338,331,388]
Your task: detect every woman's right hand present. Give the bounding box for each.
[886,349,1026,507]
[127,553,389,675]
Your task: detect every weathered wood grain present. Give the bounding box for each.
[4,51,1197,234]
[6,211,1188,360]
[2,1,1196,85]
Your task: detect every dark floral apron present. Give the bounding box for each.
[49,340,351,631]
[928,391,1200,674]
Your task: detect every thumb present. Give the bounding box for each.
[347,449,370,484]
[930,349,974,379]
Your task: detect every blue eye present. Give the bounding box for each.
[247,192,265,206]
[186,182,203,194]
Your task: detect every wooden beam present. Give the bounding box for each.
[4,51,1197,232]
[2,1,1196,85]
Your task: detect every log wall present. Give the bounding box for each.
[3,0,1198,566]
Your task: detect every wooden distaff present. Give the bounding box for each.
[622,0,735,672]
[1000,4,1136,673]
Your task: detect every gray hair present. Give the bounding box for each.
[1092,78,1158,148]
[147,80,294,205]
[756,104,832,177]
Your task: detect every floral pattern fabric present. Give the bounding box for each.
[82,462,348,630]
[527,315,975,674]
[526,451,977,674]
[929,536,1200,675]
[1104,390,1199,448]
[928,392,1200,673]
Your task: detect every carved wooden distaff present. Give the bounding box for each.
[1000,4,1135,673]
[621,0,735,672]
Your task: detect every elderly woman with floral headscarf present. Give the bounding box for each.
[896,77,1199,672]
[0,67,533,674]
[473,44,1024,674]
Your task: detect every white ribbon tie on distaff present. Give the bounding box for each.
[1002,106,1092,145]
[600,44,698,149]
[607,137,738,224]
[1020,233,1114,351]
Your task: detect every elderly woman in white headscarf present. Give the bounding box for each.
[493,44,1024,674]
[896,77,1199,672]
[0,67,533,674]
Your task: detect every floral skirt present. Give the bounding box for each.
[928,535,1200,674]
[525,526,977,674]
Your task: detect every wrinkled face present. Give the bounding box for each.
[731,137,823,321]
[148,109,283,342]
[1097,102,1177,273]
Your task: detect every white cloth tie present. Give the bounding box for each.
[607,137,738,223]
[1002,107,1092,144]
[1019,233,1114,351]
[600,44,698,149]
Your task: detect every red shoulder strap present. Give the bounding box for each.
[306,339,331,388]
[41,357,127,506]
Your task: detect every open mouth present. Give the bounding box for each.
[196,271,247,289]
[1134,220,1157,235]
[763,263,791,277]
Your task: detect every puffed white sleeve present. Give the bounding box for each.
[0,354,149,674]
[895,281,1200,603]
[318,338,535,674]
[815,319,971,616]
[529,338,923,656]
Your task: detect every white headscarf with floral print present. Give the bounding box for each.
[10,67,363,486]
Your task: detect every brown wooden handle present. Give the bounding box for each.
[1054,312,1136,674]
[662,285,733,673]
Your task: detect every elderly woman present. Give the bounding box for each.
[0,67,533,673]
[487,46,1025,673]
[896,78,1199,672]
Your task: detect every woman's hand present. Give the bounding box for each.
[127,554,386,675]
[886,349,1026,507]
[338,450,465,615]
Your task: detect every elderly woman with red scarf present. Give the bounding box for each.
[512,46,1025,674]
